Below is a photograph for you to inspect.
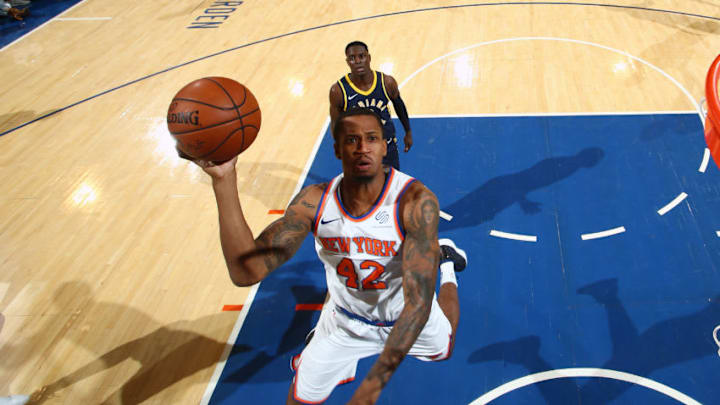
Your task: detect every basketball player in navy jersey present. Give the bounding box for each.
[330,41,413,171]
[191,108,467,404]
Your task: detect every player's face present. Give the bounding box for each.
[334,115,387,182]
[345,46,371,76]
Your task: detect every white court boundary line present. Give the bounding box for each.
[200,283,259,404]
[469,368,702,405]
[657,192,688,216]
[0,0,92,52]
[581,226,626,240]
[200,118,331,404]
[713,325,720,357]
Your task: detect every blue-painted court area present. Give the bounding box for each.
[0,0,83,49]
[209,114,720,404]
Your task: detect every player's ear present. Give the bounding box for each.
[334,141,342,160]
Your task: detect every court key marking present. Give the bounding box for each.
[399,37,705,243]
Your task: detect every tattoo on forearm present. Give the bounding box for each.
[255,186,320,272]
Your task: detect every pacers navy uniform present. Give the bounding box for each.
[337,71,400,170]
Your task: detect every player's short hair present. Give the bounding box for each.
[333,107,384,141]
[345,41,369,54]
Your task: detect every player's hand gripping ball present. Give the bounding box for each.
[167,77,261,162]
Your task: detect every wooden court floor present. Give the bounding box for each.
[2,1,720,403]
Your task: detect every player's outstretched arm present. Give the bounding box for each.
[195,157,319,286]
[348,182,440,405]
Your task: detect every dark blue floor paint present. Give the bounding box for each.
[210,114,720,404]
[1,0,84,48]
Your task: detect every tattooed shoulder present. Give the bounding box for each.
[401,182,439,233]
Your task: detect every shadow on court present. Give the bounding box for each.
[208,259,328,403]
[22,260,324,404]
[439,147,605,232]
[0,110,60,136]
[22,281,237,404]
[468,278,720,404]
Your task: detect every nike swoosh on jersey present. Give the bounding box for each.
[348,94,359,100]
[320,218,341,225]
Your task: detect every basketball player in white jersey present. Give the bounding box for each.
[192,108,467,404]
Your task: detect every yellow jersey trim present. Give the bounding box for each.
[337,80,348,111]
[344,71,377,96]
[380,72,390,100]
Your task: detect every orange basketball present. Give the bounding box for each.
[167,77,261,162]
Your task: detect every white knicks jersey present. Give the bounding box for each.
[312,168,417,323]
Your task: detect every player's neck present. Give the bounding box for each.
[339,172,387,217]
[349,71,374,88]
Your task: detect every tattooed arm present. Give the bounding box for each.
[196,156,322,286]
[348,182,440,404]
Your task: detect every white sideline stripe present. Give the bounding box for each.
[200,283,259,405]
[490,230,537,242]
[581,226,626,240]
[54,17,112,21]
[657,192,688,216]
[439,210,453,221]
[469,368,701,405]
[700,148,711,173]
[0,0,91,52]
[200,118,331,404]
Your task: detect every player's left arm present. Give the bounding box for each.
[348,182,439,405]
[384,74,413,152]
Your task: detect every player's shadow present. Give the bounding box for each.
[439,147,605,232]
[225,164,332,211]
[207,259,328,402]
[0,109,60,136]
[19,258,323,405]
[468,278,720,404]
[21,281,247,404]
[231,161,306,208]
